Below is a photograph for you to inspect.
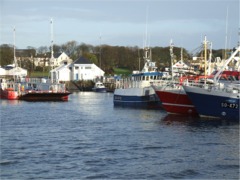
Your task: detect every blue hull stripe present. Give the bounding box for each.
[113,95,162,109]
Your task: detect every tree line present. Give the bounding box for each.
[0,41,226,75]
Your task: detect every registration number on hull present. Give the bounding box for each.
[221,102,238,109]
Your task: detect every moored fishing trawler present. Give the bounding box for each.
[183,46,240,121]
[152,41,199,115]
[152,37,239,116]
[152,81,198,116]
[113,47,170,109]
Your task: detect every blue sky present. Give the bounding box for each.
[1,0,239,51]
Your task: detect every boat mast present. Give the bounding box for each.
[180,47,183,63]
[50,18,54,83]
[224,7,229,59]
[99,34,102,69]
[144,6,149,49]
[13,27,17,67]
[204,36,208,79]
[142,6,150,72]
[170,39,174,81]
[144,5,150,60]
[208,42,212,75]
[13,27,18,82]
[138,49,141,71]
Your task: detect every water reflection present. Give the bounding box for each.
[0,99,22,106]
[161,113,239,127]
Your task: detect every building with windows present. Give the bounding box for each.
[51,52,72,67]
[34,52,72,67]
[50,56,104,82]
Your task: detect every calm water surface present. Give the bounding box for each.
[1,92,239,179]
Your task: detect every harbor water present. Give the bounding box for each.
[1,92,239,179]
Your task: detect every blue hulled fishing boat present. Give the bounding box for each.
[113,47,170,109]
[183,46,240,121]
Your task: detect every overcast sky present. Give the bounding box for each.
[1,0,239,51]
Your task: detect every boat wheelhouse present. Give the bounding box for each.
[92,81,107,92]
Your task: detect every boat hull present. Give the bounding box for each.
[113,94,162,109]
[92,88,107,93]
[0,88,18,100]
[183,86,239,121]
[114,87,162,109]
[155,89,198,116]
[18,92,71,101]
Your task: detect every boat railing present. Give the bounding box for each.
[38,83,67,93]
[23,78,51,84]
[18,82,68,93]
[184,79,240,94]
[151,79,182,91]
[51,83,67,92]
[0,81,19,91]
[115,78,170,89]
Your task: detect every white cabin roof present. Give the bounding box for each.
[173,61,189,68]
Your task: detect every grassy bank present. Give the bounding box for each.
[28,71,50,78]
[113,68,131,76]
[28,68,131,78]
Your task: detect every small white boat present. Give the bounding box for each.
[92,81,107,92]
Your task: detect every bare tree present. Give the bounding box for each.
[62,40,78,55]
[37,46,48,54]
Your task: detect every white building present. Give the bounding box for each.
[32,52,72,67]
[51,63,71,82]
[0,65,27,77]
[51,52,72,67]
[70,57,104,81]
[51,56,105,82]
